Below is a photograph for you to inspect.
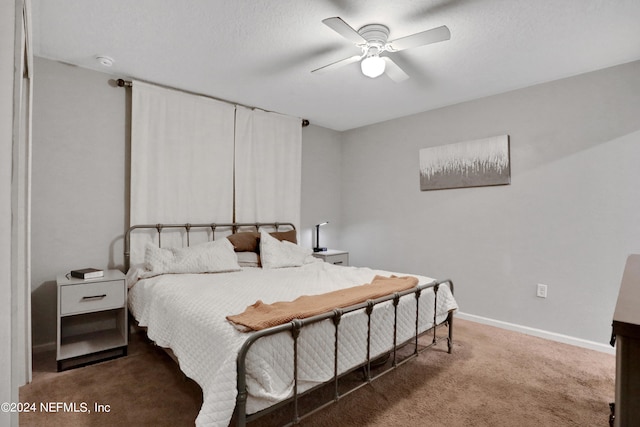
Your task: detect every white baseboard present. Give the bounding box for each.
[32,341,56,354]
[455,312,615,355]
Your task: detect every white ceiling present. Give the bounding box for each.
[31,0,640,131]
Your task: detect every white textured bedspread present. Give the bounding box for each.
[128,262,458,427]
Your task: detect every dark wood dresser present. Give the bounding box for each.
[612,254,640,426]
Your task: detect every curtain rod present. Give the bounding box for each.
[115,78,310,127]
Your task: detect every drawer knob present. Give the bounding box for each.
[82,294,107,301]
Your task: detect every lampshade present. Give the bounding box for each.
[361,55,386,78]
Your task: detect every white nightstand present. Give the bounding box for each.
[313,249,349,266]
[56,269,128,371]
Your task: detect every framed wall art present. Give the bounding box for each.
[419,135,510,191]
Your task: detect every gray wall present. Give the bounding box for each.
[32,56,640,347]
[340,60,640,344]
[30,58,345,347]
[31,58,128,347]
[300,124,343,250]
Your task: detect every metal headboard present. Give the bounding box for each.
[124,221,295,270]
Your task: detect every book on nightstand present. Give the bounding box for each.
[70,268,104,280]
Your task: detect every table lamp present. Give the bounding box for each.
[313,222,329,252]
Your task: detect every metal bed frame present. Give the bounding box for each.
[124,222,454,427]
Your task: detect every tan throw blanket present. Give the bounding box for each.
[226,275,419,331]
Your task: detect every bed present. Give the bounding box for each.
[125,222,458,427]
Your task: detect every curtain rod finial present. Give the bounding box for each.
[117,79,132,88]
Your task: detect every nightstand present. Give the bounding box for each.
[56,269,128,371]
[313,249,349,266]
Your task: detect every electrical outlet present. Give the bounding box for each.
[536,284,548,298]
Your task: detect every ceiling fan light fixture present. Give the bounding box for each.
[361,55,385,78]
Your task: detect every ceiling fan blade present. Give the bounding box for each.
[383,57,409,82]
[387,25,451,52]
[311,54,363,74]
[322,17,367,44]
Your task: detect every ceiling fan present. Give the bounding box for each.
[312,17,451,82]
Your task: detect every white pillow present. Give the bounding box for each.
[236,251,261,268]
[144,238,241,275]
[125,263,147,288]
[259,230,313,269]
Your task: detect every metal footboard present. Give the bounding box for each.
[235,278,454,426]
[124,221,453,425]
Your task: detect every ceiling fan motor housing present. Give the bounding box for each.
[358,24,390,50]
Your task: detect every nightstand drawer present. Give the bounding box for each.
[60,280,125,315]
[324,253,349,265]
[313,250,349,266]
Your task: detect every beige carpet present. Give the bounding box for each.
[20,319,615,426]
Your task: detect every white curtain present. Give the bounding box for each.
[130,82,236,263]
[234,106,302,229]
